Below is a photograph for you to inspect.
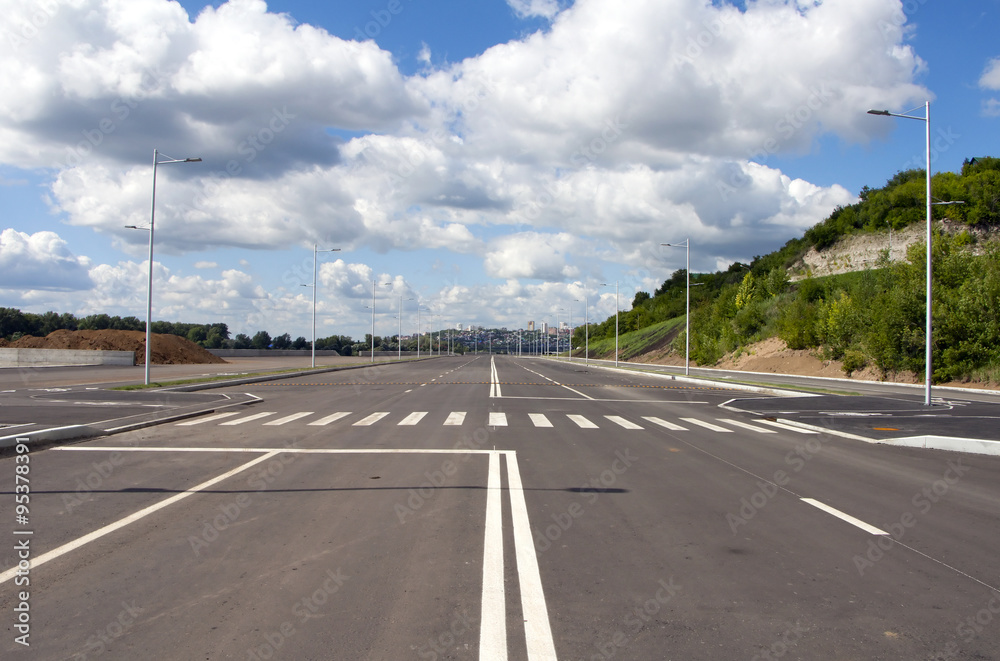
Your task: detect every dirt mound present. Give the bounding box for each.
[10,329,227,365]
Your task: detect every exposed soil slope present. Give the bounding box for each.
[1,329,226,365]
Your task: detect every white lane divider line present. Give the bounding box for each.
[263,412,314,426]
[567,414,598,429]
[489,412,508,427]
[444,411,467,426]
[680,418,732,433]
[758,419,819,434]
[605,415,643,430]
[176,411,240,426]
[490,356,503,398]
[308,412,351,426]
[642,416,687,431]
[220,412,277,426]
[801,498,888,536]
[506,453,558,660]
[353,412,390,426]
[479,452,507,660]
[0,451,281,585]
[398,412,428,426]
[717,418,777,434]
[528,414,553,428]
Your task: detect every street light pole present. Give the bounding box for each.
[138,149,200,385]
[662,240,691,376]
[600,282,619,367]
[868,103,933,405]
[306,245,341,369]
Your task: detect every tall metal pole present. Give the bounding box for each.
[615,281,619,367]
[585,295,589,365]
[144,150,158,385]
[924,100,932,406]
[312,245,318,368]
[371,279,375,362]
[867,103,933,405]
[685,240,691,376]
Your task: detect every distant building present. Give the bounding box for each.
[541,322,549,334]
[527,321,535,331]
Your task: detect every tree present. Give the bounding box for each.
[292,336,308,350]
[251,331,271,349]
[272,333,292,349]
[632,291,651,308]
[233,333,252,349]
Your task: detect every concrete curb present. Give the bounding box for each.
[563,358,817,398]
[162,356,440,392]
[0,394,263,450]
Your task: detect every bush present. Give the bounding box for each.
[841,350,866,376]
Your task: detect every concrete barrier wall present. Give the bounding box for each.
[0,348,135,367]
[207,349,342,357]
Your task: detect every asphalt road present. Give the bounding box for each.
[2,356,999,660]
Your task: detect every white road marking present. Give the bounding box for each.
[176,411,240,426]
[479,452,507,660]
[57,447,494,454]
[398,412,428,426]
[567,414,598,429]
[801,498,889,536]
[220,411,277,426]
[680,417,733,433]
[642,416,687,431]
[308,412,351,426]
[506,453,558,660]
[490,356,503,398]
[758,419,819,434]
[263,412,314,426]
[489,412,508,427]
[528,414,553,428]
[444,411,467,426]
[0,451,280,585]
[605,415,643,430]
[353,412,390,426]
[717,418,777,434]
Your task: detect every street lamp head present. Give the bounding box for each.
[184,157,202,162]
[867,109,891,116]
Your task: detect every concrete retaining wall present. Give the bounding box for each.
[207,349,342,358]
[0,348,135,367]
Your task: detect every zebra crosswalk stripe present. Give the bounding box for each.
[680,417,732,433]
[605,415,643,430]
[399,412,428,426]
[444,411,467,426]
[176,411,240,426]
[220,412,277,426]
[528,414,553,428]
[354,412,390,426]
[308,412,351,426]
[716,418,776,434]
[642,416,687,431]
[264,412,314,426]
[567,414,598,429]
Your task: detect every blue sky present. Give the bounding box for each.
[1,0,998,341]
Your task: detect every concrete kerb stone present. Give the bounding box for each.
[557,358,1000,456]
[548,357,816,399]
[162,356,441,393]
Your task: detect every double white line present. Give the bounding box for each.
[489,355,503,398]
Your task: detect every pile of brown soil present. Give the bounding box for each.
[6,329,227,365]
